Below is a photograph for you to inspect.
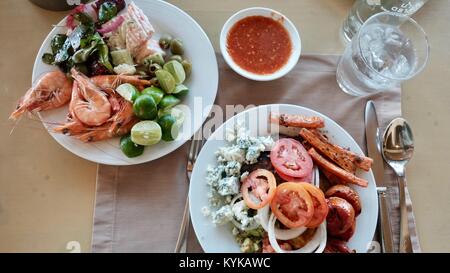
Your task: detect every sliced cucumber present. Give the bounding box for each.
[111,49,134,66]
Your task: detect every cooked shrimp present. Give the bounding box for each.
[108,97,135,134]
[68,81,81,122]
[55,105,135,141]
[9,70,72,120]
[55,84,135,139]
[99,87,135,133]
[53,81,89,135]
[90,74,152,90]
[103,88,121,112]
[70,68,111,126]
[53,119,90,136]
[76,117,139,143]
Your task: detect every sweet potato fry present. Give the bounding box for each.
[310,130,373,171]
[270,112,325,129]
[300,128,356,173]
[308,148,368,188]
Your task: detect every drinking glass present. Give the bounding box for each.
[342,0,428,42]
[336,12,429,96]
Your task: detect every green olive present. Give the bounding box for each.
[148,63,162,77]
[170,38,184,55]
[169,55,183,63]
[181,59,192,77]
[136,65,148,76]
[159,34,172,50]
[143,53,165,66]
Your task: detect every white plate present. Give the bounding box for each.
[32,0,218,165]
[189,104,378,253]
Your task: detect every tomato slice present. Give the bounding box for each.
[300,182,329,228]
[270,182,314,228]
[277,169,313,183]
[270,138,313,178]
[241,169,277,209]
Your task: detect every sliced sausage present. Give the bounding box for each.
[326,197,355,236]
[325,185,362,216]
[333,219,356,242]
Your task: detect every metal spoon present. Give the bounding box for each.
[381,117,414,253]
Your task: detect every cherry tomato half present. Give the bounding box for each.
[277,169,313,183]
[270,138,313,178]
[241,169,277,209]
[270,182,314,228]
[300,182,329,228]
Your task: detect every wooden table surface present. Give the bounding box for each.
[0,0,449,252]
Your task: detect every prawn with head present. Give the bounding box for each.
[54,69,136,142]
[9,70,72,120]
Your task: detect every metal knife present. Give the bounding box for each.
[365,101,395,253]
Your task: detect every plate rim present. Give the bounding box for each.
[189,103,378,253]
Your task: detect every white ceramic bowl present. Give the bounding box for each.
[220,7,301,81]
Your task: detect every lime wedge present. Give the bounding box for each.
[163,60,186,84]
[120,135,144,158]
[133,94,157,120]
[158,105,185,125]
[116,83,139,102]
[172,84,189,98]
[158,114,179,141]
[131,120,162,146]
[159,95,180,111]
[141,86,164,105]
[155,70,176,93]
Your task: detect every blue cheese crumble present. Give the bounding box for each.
[212,205,233,225]
[217,176,240,196]
[232,200,259,230]
[203,121,274,228]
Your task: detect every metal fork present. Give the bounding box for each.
[174,129,204,253]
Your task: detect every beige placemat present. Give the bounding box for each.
[91,54,420,253]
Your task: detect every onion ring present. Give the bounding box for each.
[258,205,306,240]
[268,214,326,253]
[230,194,260,231]
[313,166,320,187]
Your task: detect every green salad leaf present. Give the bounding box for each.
[51,34,67,55]
[98,2,118,24]
[97,43,114,73]
[73,12,95,28]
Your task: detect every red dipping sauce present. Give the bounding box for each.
[226,15,292,75]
